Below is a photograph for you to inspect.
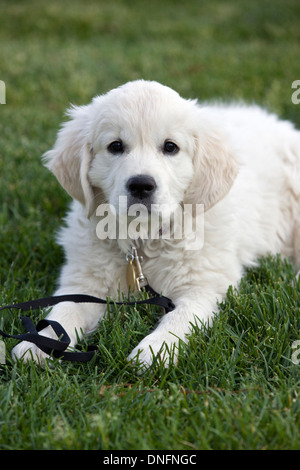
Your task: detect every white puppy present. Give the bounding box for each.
[12,80,300,368]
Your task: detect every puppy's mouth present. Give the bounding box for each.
[127,197,153,212]
[97,195,181,242]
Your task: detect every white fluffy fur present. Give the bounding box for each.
[12,80,300,368]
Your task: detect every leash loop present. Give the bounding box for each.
[0,287,175,362]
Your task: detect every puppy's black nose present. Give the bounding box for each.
[126,175,157,200]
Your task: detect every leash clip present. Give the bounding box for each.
[126,246,148,293]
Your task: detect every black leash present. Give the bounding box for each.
[0,286,175,362]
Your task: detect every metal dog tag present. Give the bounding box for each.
[126,259,137,292]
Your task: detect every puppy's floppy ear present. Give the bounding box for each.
[184,121,239,210]
[43,104,96,217]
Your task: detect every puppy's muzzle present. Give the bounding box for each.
[126,175,157,207]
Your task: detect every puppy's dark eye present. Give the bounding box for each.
[107,140,124,154]
[163,141,179,155]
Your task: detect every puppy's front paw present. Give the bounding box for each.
[12,341,50,365]
[128,331,179,371]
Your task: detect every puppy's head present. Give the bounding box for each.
[44,80,238,225]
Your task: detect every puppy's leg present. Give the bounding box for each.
[128,290,220,369]
[11,290,107,364]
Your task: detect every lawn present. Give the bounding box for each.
[0,0,299,451]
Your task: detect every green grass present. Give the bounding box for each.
[0,0,299,450]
